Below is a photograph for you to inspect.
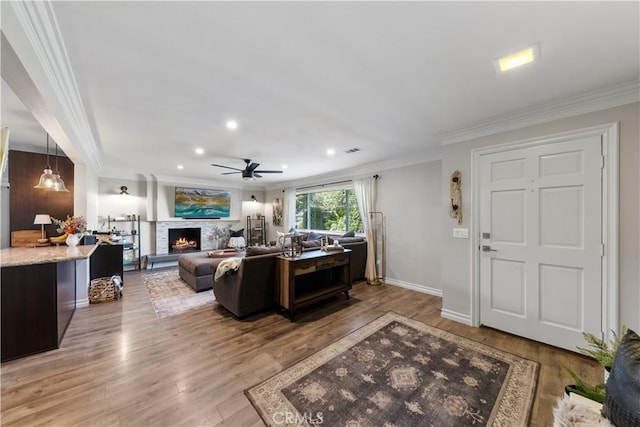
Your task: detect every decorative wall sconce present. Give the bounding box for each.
[120,186,129,195]
[449,170,462,224]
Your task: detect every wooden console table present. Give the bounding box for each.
[276,249,351,321]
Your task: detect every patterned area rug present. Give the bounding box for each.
[246,312,538,426]
[142,268,214,319]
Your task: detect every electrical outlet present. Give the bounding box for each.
[453,228,469,239]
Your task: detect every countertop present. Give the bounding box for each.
[0,245,98,268]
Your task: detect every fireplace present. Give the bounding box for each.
[168,228,201,253]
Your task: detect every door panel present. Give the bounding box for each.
[539,264,583,330]
[539,186,583,248]
[491,190,526,244]
[490,258,526,316]
[479,135,602,351]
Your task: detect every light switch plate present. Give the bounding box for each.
[453,228,469,239]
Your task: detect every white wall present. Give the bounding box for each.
[378,161,443,295]
[96,176,265,254]
[440,102,640,331]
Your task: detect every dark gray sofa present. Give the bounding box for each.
[212,237,367,318]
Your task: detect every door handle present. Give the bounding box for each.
[482,245,497,252]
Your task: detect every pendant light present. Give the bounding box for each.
[50,142,69,192]
[34,133,55,189]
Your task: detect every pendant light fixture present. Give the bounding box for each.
[50,142,69,192]
[34,133,55,189]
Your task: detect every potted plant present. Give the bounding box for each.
[563,367,606,403]
[578,326,628,381]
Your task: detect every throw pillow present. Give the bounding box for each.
[306,231,324,241]
[602,328,640,426]
[229,228,244,237]
[342,230,355,237]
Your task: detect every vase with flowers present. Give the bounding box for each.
[51,215,87,247]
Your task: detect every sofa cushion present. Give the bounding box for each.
[332,236,365,244]
[302,239,322,248]
[245,246,282,257]
[342,230,355,237]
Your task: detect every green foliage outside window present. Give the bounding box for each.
[295,189,363,233]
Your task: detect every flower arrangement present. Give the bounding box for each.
[52,215,87,234]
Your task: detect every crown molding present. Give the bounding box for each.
[440,80,640,145]
[9,1,103,170]
[265,146,442,192]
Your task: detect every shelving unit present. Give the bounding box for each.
[247,216,266,246]
[107,215,141,270]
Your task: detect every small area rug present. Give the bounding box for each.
[246,312,538,426]
[142,268,214,319]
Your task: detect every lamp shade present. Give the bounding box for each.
[33,214,52,225]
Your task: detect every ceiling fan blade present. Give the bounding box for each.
[254,170,283,174]
[211,163,244,172]
[253,173,262,178]
[247,162,260,171]
[221,171,241,175]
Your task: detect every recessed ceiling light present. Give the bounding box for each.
[282,164,288,169]
[495,44,539,72]
[327,148,335,156]
[177,165,184,169]
[195,148,204,155]
[226,120,238,130]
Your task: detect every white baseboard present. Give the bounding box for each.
[76,298,89,308]
[384,278,442,297]
[440,309,472,326]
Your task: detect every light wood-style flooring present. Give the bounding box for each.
[1,268,600,426]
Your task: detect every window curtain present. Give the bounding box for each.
[283,187,297,232]
[353,177,378,284]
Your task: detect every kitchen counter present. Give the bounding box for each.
[1,244,98,362]
[0,244,97,267]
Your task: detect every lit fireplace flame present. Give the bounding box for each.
[172,236,197,250]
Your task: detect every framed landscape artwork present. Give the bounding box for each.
[174,187,231,218]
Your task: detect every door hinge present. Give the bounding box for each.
[601,243,605,257]
[601,155,605,170]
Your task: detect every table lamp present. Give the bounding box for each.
[33,214,52,243]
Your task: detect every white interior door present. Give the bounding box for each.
[479,135,603,351]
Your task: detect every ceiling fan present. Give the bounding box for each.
[211,159,283,180]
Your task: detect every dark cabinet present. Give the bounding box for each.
[90,244,124,281]
[1,261,76,362]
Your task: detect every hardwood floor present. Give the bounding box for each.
[1,268,601,426]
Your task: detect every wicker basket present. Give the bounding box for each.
[89,275,123,304]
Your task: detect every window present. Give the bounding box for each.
[295,188,363,233]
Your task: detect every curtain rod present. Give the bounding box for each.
[296,175,378,192]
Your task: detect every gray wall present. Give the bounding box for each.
[440,102,640,331]
[378,161,442,293]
